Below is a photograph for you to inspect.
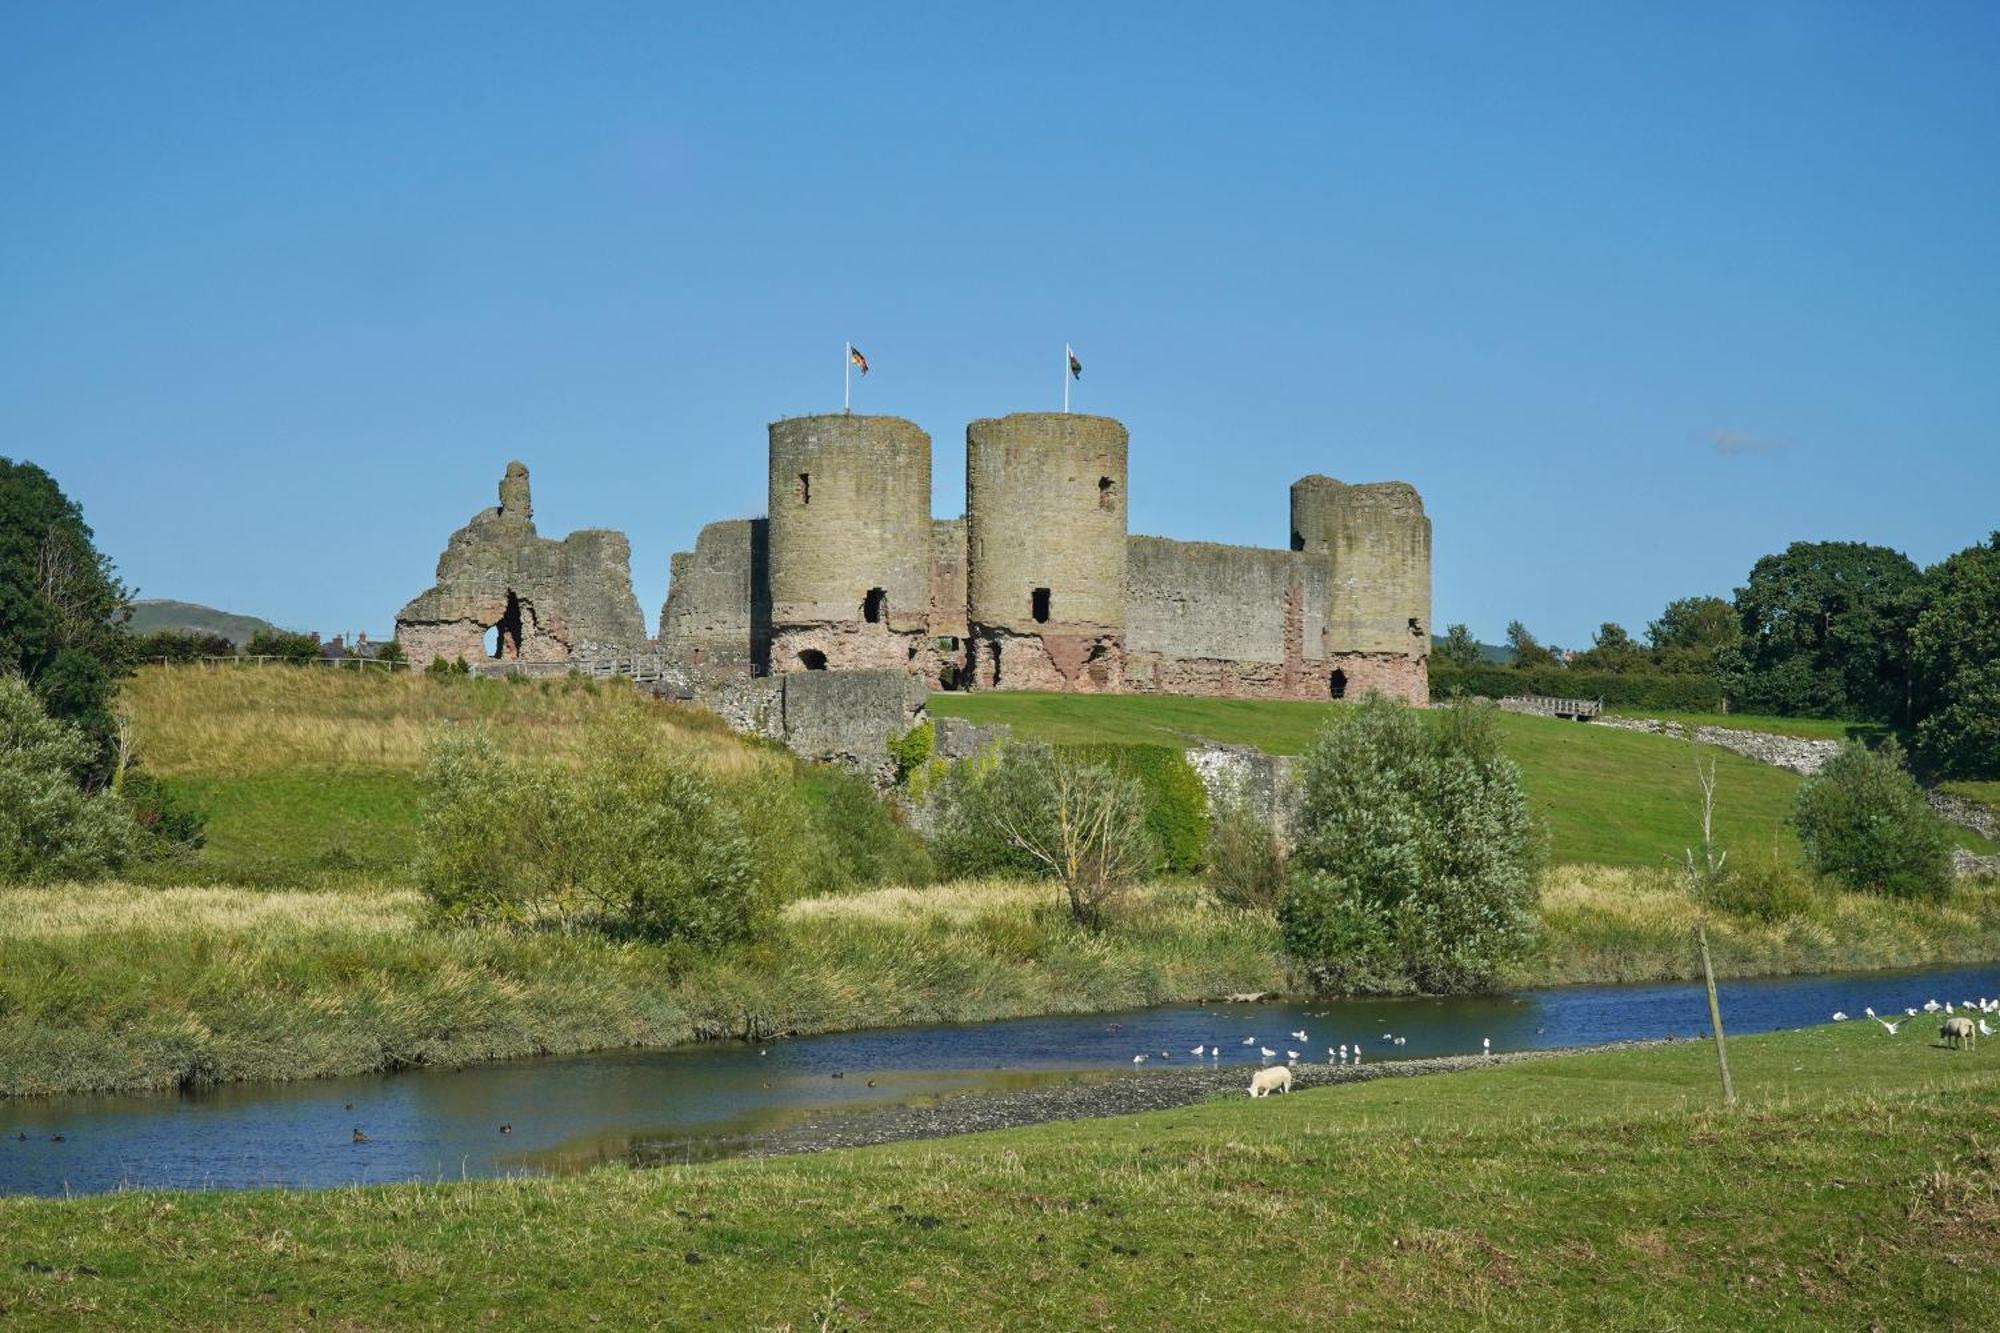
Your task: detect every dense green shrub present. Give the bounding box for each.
[1429,663,1722,711]
[418,728,767,944]
[425,654,472,677]
[927,750,1046,880]
[0,674,139,881]
[1701,846,1820,923]
[119,770,207,854]
[886,720,934,785]
[245,629,324,665]
[794,764,935,891]
[1280,697,1540,993]
[1059,743,1208,873]
[1791,741,1954,901]
[129,629,235,663]
[1205,778,1286,911]
[1730,541,1922,721]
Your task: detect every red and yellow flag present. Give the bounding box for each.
[849,345,870,375]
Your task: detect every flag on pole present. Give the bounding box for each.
[849,345,870,375]
[1068,347,1083,379]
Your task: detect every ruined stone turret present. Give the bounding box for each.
[1287,475,1430,702]
[394,462,646,669]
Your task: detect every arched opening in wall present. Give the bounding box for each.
[1329,668,1348,700]
[799,649,828,670]
[1098,476,1117,510]
[1291,530,1305,552]
[492,592,524,659]
[862,588,886,623]
[991,639,1003,686]
[1031,588,1051,624]
[795,473,811,505]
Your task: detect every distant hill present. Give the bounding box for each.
[124,600,279,646]
[1433,633,1512,664]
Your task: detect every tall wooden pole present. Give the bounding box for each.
[1695,921,1735,1106]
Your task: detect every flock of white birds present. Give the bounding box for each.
[1828,996,1997,1036]
[1131,1025,1450,1069]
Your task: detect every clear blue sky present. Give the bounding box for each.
[5,3,1995,648]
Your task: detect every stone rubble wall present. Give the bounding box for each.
[1589,716,1844,775]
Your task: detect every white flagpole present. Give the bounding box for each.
[844,341,851,413]
[1063,343,1071,414]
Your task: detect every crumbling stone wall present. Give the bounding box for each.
[767,415,933,674]
[965,413,1128,692]
[1125,536,1342,700]
[395,461,646,670]
[658,518,769,680]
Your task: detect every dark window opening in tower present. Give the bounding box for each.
[991,639,1003,685]
[1098,476,1117,510]
[492,591,524,659]
[1330,668,1348,699]
[1031,588,1051,623]
[1290,530,1305,552]
[799,649,828,670]
[863,588,886,623]
[1408,617,1421,636]
[795,473,811,505]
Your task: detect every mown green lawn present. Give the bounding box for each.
[931,692,1813,867]
[4,1025,1996,1330]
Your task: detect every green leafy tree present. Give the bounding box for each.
[1791,740,1953,901]
[0,459,132,778]
[1646,595,1741,674]
[1280,698,1540,993]
[1909,534,2000,778]
[0,674,139,881]
[1571,622,1646,673]
[1436,623,1482,668]
[1731,542,1921,720]
[1505,620,1559,669]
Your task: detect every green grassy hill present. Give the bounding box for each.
[928,691,1998,867]
[123,599,279,644]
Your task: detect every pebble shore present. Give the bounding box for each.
[639,1040,1670,1164]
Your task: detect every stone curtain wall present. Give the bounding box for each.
[1124,536,1347,701]
[657,518,769,679]
[395,462,647,670]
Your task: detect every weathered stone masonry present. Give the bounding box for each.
[395,413,1432,707]
[657,410,1431,705]
[395,462,647,669]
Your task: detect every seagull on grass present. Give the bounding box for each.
[1873,1015,1904,1035]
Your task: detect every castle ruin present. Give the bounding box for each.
[397,413,1431,705]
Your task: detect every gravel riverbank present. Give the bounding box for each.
[635,1040,1672,1164]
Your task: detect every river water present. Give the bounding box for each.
[5,962,1996,1197]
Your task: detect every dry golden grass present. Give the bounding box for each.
[123,663,761,777]
[785,876,1219,927]
[0,883,424,940]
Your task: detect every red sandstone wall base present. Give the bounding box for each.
[1123,650,1427,705]
[771,623,924,674]
[967,628,1123,692]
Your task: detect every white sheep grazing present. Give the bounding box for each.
[1248,1066,1294,1098]
[1941,1016,1977,1050]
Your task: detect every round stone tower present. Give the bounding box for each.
[964,412,1128,691]
[766,414,933,672]
[1289,474,1431,702]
